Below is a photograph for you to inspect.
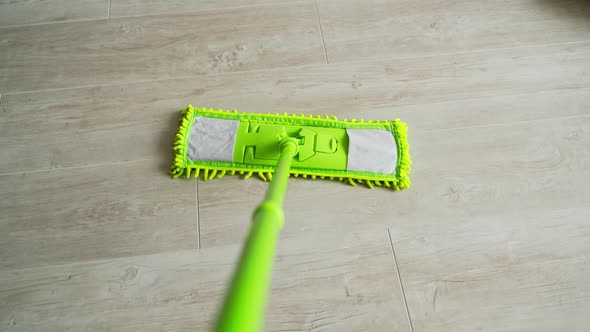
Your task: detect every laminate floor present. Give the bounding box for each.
[1,1,589,331]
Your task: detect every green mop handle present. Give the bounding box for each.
[214,138,299,332]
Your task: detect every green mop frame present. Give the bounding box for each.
[171,105,411,189]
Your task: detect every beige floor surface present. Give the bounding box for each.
[1,1,590,331]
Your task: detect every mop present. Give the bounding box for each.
[170,105,411,332]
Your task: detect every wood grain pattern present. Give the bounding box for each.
[2,43,588,174]
[0,83,185,174]
[0,2,324,93]
[0,230,410,331]
[317,0,590,62]
[390,208,590,331]
[110,0,297,18]
[388,89,590,132]
[0,0,109,27]
[197,114,590,330]
[0,160,197,270]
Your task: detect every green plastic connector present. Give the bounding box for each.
[233,121,348,171]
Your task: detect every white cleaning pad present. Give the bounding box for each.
[188,117,239,162]
[346,128,397,174]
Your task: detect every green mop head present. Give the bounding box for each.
[170,105,411,189]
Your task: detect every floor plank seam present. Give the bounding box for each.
[0,1,305,29]
[4,39,590,96]
[417,113,590,134]
[313,0,329,64]
[196,179,201,250]
[388,229,415,332]
[107,1,307,21]
[324,39,590,68]
[0,16,110,29]
[383,87,590,112]
[0,158,153,177]
[0,62,326,96]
